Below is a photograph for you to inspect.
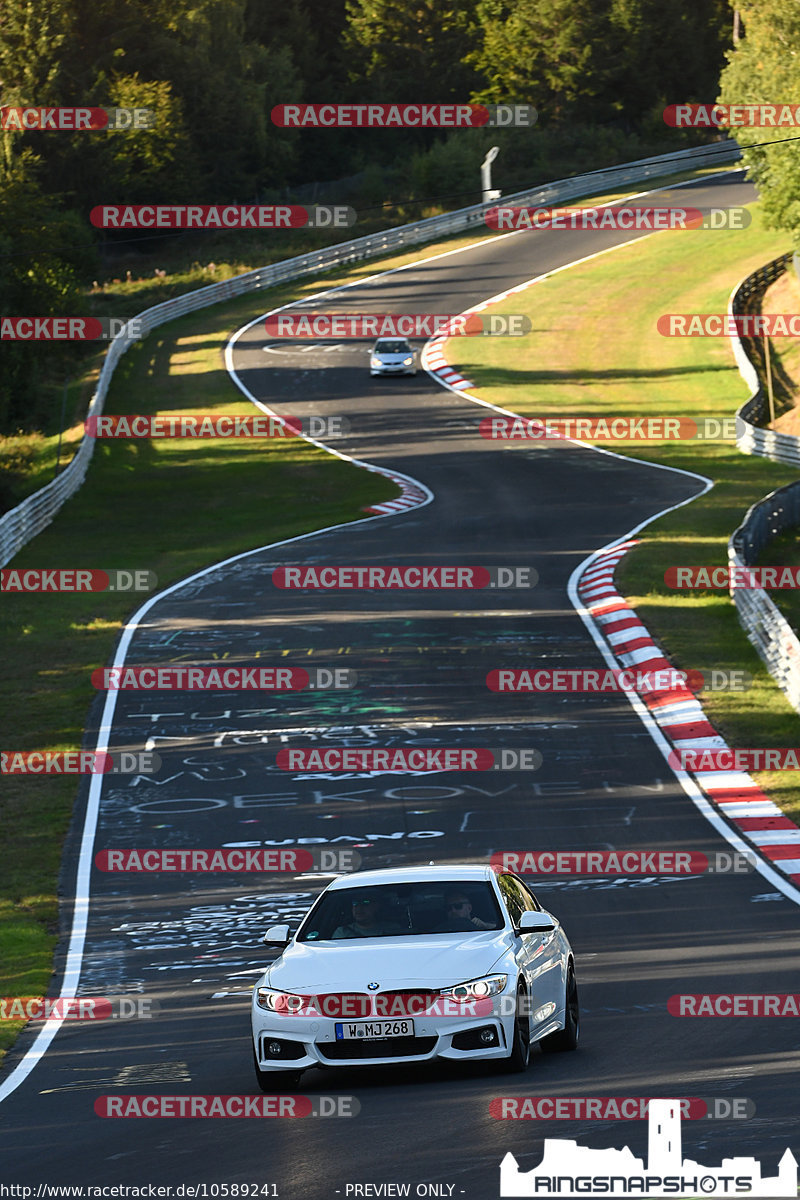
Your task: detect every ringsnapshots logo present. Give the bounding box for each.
[277,747,542,772]
[0,317,142,341]
[0,106,155,131]
[491,1097,755,1122]
[1,751,160,775]
[90,205,355,230]
[664,103,800,128]
[499,1098,797,1197]
[91,665,357,691]
[264,313,531,338]
[491,850,756,875]
[94,846,361,873]
[84,414,347,439]
[485,205,749,232]
[1,568,156,592]
[271,103,536,128]
[94,1095,359,1118]
[272,565,537,589]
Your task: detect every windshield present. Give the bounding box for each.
[374,340,411,354]
[296,881,505,941]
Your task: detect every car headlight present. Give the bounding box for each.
[370,357,382,367]
[403,357,413,366]
[255,987,311,1014]
[439,974,508,1000]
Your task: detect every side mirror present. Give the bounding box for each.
[518,910,555,934]
[263,924,291,944]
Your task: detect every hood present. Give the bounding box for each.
[265,933,510,992]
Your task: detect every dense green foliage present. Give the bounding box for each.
[718,1,800,250]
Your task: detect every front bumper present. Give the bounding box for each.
[252,1007,514,1070]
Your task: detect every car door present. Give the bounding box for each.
[498,874,563,1032]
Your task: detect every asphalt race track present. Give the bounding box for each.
[3,173,800,1198]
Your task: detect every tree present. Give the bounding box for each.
[470,0,730,127]
[344,0,482,102]
[718,0,800,248]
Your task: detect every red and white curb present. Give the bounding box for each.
[422,335,475,391]
[577,542,800,888]
[363,469,431,515]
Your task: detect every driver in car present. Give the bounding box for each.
[332,894,405,938]
[439,891,495,931]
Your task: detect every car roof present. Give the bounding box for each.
[325,864,497,891]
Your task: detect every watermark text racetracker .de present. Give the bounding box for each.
[669,994,800,1016]
[491,1096,755,1121]
[272,565,536,590]
[94,847,361,873]
[264,313,531,337]
[485,205,749,231]
[665,565,800,589]
[1,568,156,593]
[91,666,356,690]
[491,850,756,875]
[1,318,142,341]
[2,751,160,775]
[664,102,800,127]
[276,747,543,772]
[0,996,159,1021]
[84,414,348,439]
[271,102,536,128]
[94,1094,359,1118]
[90,205,355,230]
[0,106,155,130]
[486,667,753,693]
[658,313,800,337]
[480,415,739,441]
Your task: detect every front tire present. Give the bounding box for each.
[540,963,579,1052]
[501,983,531,1073]
[252,1046,303,1092]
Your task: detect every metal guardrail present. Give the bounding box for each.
[728,253,800,714]
[0,139,741,567]
[729,485,800,714]
[731,250,798,463]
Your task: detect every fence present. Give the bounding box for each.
[728,253,800,714]
[729,485,800,714]
[731,250,800,464]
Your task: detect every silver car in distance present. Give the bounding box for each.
[369,337,418,375]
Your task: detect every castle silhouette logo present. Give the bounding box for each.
[500,1098,797,1197]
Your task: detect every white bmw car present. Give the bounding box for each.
[251,865,578,1088]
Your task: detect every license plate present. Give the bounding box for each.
[335,1019,415,1040]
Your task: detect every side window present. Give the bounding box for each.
[517,879,542,912]
[498,875,525,925]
